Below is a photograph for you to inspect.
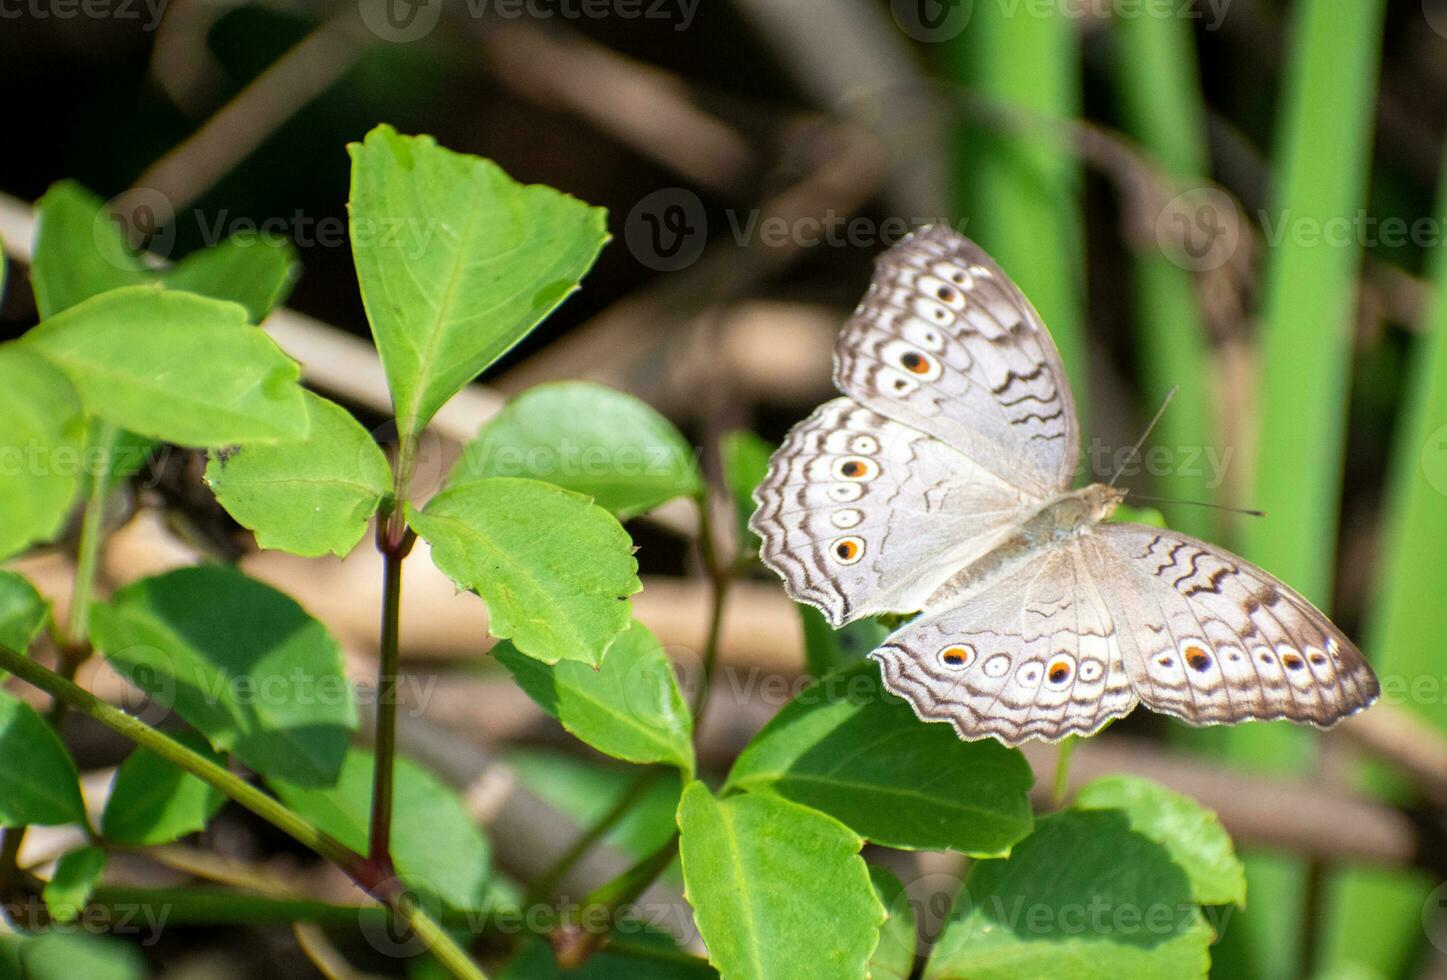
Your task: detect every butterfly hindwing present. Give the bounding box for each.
[1090,524,1379,728]
[750,397,1032,628]
[871,542,1138,745]
[834,224,1079,497]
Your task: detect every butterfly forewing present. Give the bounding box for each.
[834,224,1079,497]
[750,397,1033,628]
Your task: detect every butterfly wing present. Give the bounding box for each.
[834,224,1079,497]
[870,541,1138,745]
[750,397,1035,628]
[1087,524,1379,728]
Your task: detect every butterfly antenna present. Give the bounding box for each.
[1126,494,1267,518]
[1108,386,1178,488]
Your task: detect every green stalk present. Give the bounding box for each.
[1111,14,1214,536]
[524,767,663,907]
[0,641,363,871]
[1320,143,1447,978]
[1220,1,1385,976]
[65,422,116,650]
[950,3,1087,430]
[370,436,418,868]
[0,642,487,980]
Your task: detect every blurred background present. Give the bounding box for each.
[2,1,1447,978]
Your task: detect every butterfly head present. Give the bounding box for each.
[1080,484,1128,524]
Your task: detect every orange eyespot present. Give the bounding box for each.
[1048,661,1071,683]
[1282,653,1305,671]
[900,351,932,374]
[1184,644,1212,672]
[832,536,864,564]
[938,645,975,670]
[833,456,878,481]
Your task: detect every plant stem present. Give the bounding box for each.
[65,421,116,651]
[524,767,663,907]
[370,518,413,868]
[50,419,118,731]
[395,890,489,980]
[0,641,362,872]
[553,835,682,969]
[1052,735,1077,807]
[687,497,729,733]
[0,642,487,980]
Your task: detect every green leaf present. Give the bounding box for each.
[18,933,145,980]
[449,382,701,520]
[89,565,357,787]
[31,181,149,318]
[162,236,299,324]
[0,345,85,560]
[0,691,87,827]
[924,810,1214,980]
[798,604,887,679]
[0,571,49,655]
[495,621,693,773]
[101,728,227,845]
[31,180,297,323]
[205,391,391,557]
[411,477,640,667]
[725,661,1033,857]
[269,748,490,910]
[1073,775,1245,908]
[43,847,107,923]
[677,781,883,980]
[719,430,772,551]
[868,866,917,980]
[21,285,309,446]
[348,124,608,437]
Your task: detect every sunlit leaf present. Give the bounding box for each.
[450,382,701,520]
[677,781,882,980]
[349,124,607,438]
[411,477,640,667]
[22,286,309,446]
[205,391,391,557]
[495,621,692,773]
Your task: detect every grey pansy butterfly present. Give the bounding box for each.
[749,224,1379,746]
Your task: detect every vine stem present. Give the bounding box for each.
[524,767,663,907]
[688,495,730,731]
[0,642,487,980]
[1052,734,1078,806]
[371,432,418,868]
[553,493,733,966]
[64,421,117,653]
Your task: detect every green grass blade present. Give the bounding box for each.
[1218,1,1386,977]
[1319,145,1447,978]
[1111,14,1214,536]
[950,6,1087,432]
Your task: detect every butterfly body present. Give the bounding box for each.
[751,225,1378,745]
